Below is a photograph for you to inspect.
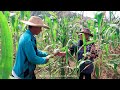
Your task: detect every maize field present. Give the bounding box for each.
[0,11,120,79]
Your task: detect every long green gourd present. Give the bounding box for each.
[0,11,13,79]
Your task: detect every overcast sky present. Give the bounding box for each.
[71,11,120,18]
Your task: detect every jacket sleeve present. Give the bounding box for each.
[24,40,47,64]
[37,50,48,57]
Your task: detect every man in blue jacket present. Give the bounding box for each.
[12,16,55,79]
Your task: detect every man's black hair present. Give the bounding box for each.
[28,25,33,29]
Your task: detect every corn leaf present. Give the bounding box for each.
[95,64,99,79]
[53,21,57,42]
[4,11,10,20]
[82,33,86,55]
[0,11,13,79]
[94,12,104,30]
[20,11,24,19]
[105,44,109,56]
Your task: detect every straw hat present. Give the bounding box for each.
[80,28,93,37]
[20,16,50,29]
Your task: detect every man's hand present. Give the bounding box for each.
[46,55,54,59]
[55,52,66,57]
[53,49,66,57]
[46,55,54,62]
[53,49,60,56]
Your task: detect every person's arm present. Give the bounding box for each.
[24,40,48,64]
[78,40,83,47]
[37,49,48,57]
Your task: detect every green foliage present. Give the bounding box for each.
[94,12,104,30]
[0,11,120,79]
[82,33,86,55]
[95,64,99,79]
[0,11,13,79]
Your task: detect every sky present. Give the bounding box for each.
[71,11,120,18]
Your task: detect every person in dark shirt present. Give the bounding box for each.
[69,28,97,79]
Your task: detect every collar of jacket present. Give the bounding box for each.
[26,29,36,40]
